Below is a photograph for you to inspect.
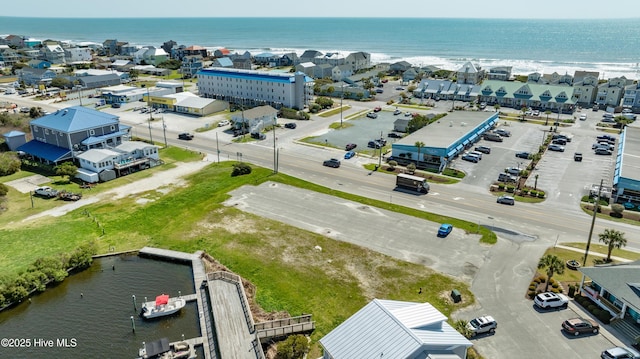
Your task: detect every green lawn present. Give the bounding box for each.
[0,159,477,356]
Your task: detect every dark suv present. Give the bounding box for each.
[345,143,357,151]
[178,132,194,140]
[475,146,491,154]
[323,158,341,168]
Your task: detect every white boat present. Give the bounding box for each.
[138,338,196,359]
[140,294,186,319]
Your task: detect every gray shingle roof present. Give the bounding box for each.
[579,260,640,312]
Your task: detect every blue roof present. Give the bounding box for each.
[197,68,294,84]
[30,106,119,133]
[216,57,233,67]
[17,140,71,162]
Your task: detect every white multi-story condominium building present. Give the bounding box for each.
[622,82,640,111]
[196,68,314,110]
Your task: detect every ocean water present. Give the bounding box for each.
[1,17,639,78]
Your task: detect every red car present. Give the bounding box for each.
[562,317,599,336]
[373,107,382,112]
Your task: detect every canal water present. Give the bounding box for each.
[0,254,203,359]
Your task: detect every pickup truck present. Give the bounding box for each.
[34,186,59,198]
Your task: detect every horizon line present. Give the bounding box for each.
[0,15,639,20]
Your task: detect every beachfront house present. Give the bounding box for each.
[332,65,353,82]
[487,66,512,81]
[456,61,483,85]
[17,67,56,86]
[622,82,640,112]
[596,77,631,108]
[41,44,66,64]
[319,299,472,359]
[295,62,315,77]
[182,55,205,77]
[65,47,93,63]
[572,75,599,107]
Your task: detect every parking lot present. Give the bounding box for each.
[314,107,435,152]
[448,120,617,206]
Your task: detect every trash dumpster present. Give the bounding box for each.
[451,289,461,303]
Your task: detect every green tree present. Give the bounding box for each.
[493,104,501,112]
[0,152,21,176]
[406,162,416,174]
[598,229,627,262]
[453,319,473,339]
[610,203,625,218]
[537,254,564,292]
[129,69,140,81]
[388,160,398,170]
[315,97,334,109]
[50,77,71,89]
[614,115,633,132]
[29,106,44,118]
[406,114,429,133]
[54,162,78,182]
[275,335,309,359]
[544,110,552,126]
[0,183,8,197]
[415,141,425,168]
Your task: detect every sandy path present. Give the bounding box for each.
[22,157,212,222]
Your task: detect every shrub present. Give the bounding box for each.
[529,284,537,291]
[568,285,576,298]
[598,311,612,324]
[537,191,546,198]
[231,163,252,176]
[588,304,597,312]
[529,190,538,197]
[0,183,8,197]
[533,277,541,284]
[538,276,546,283]
[527,291,536,299]
[552,282,559,289]
[388,160,397,170]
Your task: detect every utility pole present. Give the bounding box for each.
[147,87,153,144]
[340,84,344,128]
[272,117,277,174]
[215,132,220,163]
[161,115,167,148]
[583,178,604,267]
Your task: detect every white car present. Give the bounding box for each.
[218,120,230,127]
[534,292,569,309]
[466,316,497,336]
[548,144,565,152]
[579,113,587,121]
[601,346,640,359]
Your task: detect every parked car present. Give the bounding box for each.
[498,173,517,183]
[218,119,230,127]
[19,106,30,113]
[593,143,614,151]
[562,317,599,336]
[475,146,491,154]
[548,144,565,152]
[505,167,521,176]
[595,148,613,155]
[375,88,384,93]
[497,195,515,205]
[111,103,121,108]
[404,111,412,117]
[515,151,530,159]
[344,151,355,159]
[532,109,540,116]
[437,224,453,237]
[345,143,357,151]
[368,140,381,149]
[494,129,511,137]
[601,346,640,359]
[552,138,567,145]
[284,122,297,129]
[579,114,587,121]
[366,112,378,119]
[553,133,572,142]
[323,158,341,168]
[597,134,616,143]
[393,109,402,115]
[461,153,479,163]
[470,151,483,160]
[466,316,497,336]
[34,186,59,198]
[388,132,403,138]
[534,292,569,309]
[395,87,405,91]
[178,132,194,140]
[479,102,487,109]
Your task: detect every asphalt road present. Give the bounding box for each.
[6,91,635,358]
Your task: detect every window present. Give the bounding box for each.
[89,129,95,135]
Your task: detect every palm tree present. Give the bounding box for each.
[544,110,552,126]
[598,229,627,262]
[538,254,565,292]
[414,141,425,169]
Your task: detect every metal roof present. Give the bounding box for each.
[17,140,71,162]
[115,140,158,153]
[76,148,120,163]
[319,299,471,359]
[619,127,640,180]
[31,106,119,133]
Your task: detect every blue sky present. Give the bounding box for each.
[4,0,639,18]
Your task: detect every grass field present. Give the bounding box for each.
[0,149,480,356]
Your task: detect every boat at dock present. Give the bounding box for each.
[141,294,186,319]
[137,338,197,359]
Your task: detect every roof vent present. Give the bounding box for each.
[62,110,68,116]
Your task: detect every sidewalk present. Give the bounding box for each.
[554,244,633,263]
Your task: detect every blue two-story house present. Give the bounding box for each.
[17,106,131,164]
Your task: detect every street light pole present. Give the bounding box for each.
[147,87,153,144]
[161,115,167,148]
[583,178,604,267]
[340,84,344,128]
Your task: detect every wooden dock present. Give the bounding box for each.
[139,247,196,263]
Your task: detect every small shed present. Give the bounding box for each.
[2,130,27,151]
